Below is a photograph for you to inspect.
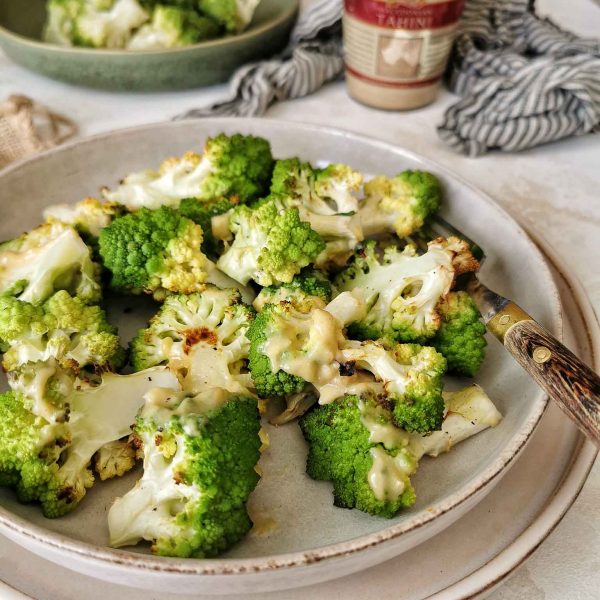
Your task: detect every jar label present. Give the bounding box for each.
[343,0,464,88]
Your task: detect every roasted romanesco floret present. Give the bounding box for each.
[335,238,479,344]
[246,303,309,399]
[359,171,442,238]
[0,222,102,306]
[103,134,273,210]
[108,391,261,558]
[339,341,447,433]
[0,291,124,422]
[216,198,325,287]
[44,0,150,49]
[270,159,364,266]
[300,394,417,517]
[300,384,502,517]
[0,367,179,518]
[98,206,208,300]
[130,286,255,395]
[432,291,487,377]
[128,4,220,50]
[197,0,261,33]
[252,268,332,312]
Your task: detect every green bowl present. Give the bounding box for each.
[0,0,298,91]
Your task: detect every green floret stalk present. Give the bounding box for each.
[204,259,256,304]
[0,223,101,306]
[108,391,261,557]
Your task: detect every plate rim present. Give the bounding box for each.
[0,0,299,56]
[0,118,560,576]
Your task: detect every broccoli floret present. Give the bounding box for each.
[197,0,261,33]
[432,291,487,377]
[45,0,150,48]
[44,197,124,242]
[103,134,273,210]
[130,286,254,395]
[339,341,446,433]
[216,198,325,287]
[0,367,179,518]
[270,159,364,266]
[253,268,332,312]
[98,206,208,300]
[336,238,479,344]
[179,196,238,258]
[108,392,261,558]
[128,4,221,49]
[300,394,417,517]
[246,303,308,399]
[0,222,101,306]
[360,171,442,239]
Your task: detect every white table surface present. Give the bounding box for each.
[0,0,599,597]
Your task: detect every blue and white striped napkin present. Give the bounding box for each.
[176,0,600,156]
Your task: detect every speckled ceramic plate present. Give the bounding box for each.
[0,120,562,595]
[0,0,298,90]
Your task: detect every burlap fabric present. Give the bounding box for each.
[0,95,77,169]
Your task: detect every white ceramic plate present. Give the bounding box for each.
[0,120,561,595]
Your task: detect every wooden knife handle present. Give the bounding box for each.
[489,304,600,445]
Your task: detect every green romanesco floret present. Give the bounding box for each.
[299,394,417,517]
[299,385,503,517]
[103,134,273,210]
[44,0,150,48]
[0,222,102,306]
[216,198,325,287]
[335,237,479,344]
[44,197,124,241]
[98,206,209,300]
[0,367,180,518]
[246,303,309,399]
[0,290,122,374]
[360,171,442,239]
[179,196,238,258]
[130,286,255,395]
[253,268,332,312]
[432,291,487,377]
[128,4,221,50]
[270,159,364,266]
[108,392,261,558]
[197,0,261,33]
[339,341,446,433]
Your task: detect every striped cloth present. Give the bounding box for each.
[438,0,600,156]
[176,0,344,119]
[176,0,599,157]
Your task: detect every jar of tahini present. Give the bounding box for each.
[343,0,465,110]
